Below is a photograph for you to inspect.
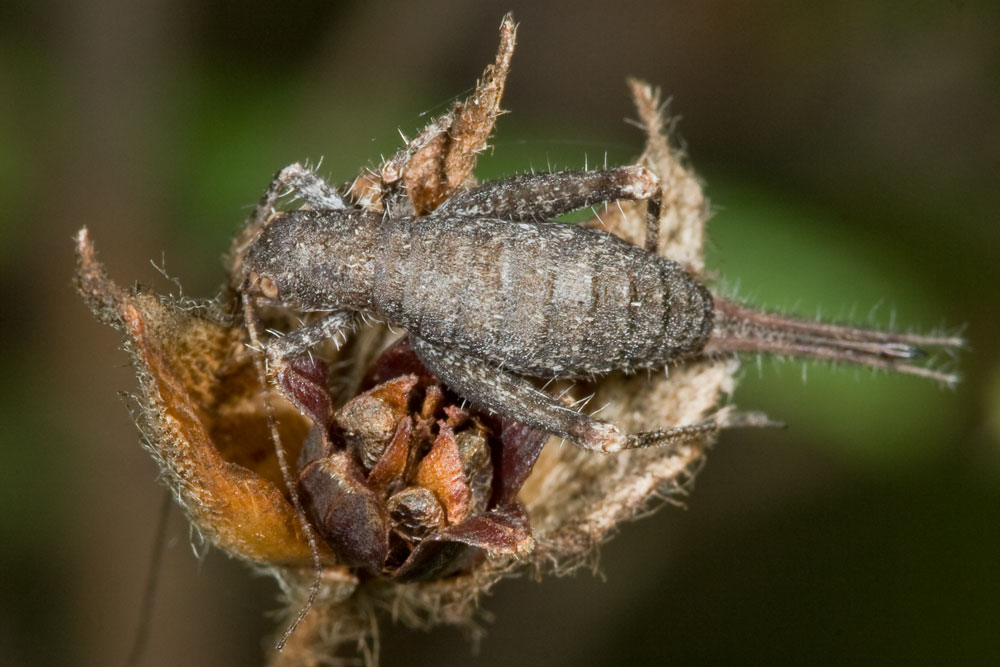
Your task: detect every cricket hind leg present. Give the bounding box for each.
[437,166,660,223]
[410,337,774,453]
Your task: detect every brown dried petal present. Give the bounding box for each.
[454,429,492,517]
[350,14,516,214]
[438,502,533,556]
[74,229,320,565]
[277,356,332,430]
[442,404,469,429]
[276,355,345,470]
[391,502,533,582]
[299,451,390,572]
[366,415,413,496]
[336,375,417,470]
[420,385,444,420]
[479,416,548,507]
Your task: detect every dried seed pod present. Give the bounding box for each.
[74,230,331,567]
[366,416,414,496]
[454,428,493,517]
[290,337,539,586]
[387,486,446,543]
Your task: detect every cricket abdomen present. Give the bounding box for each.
[375,217,714,377]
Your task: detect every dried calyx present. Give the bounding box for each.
[283,338,541,581]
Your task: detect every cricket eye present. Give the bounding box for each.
[256,273,280,299]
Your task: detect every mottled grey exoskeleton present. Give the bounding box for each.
[235,162,961,455]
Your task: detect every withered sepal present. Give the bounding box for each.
[74,228,342,569]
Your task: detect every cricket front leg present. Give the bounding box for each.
[251,162,347,223]
[410,337,774,453]
[263,310,357,368]
[437,166,660,223]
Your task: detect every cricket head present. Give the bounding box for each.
[241,209,380,312]
[240,212,302,304]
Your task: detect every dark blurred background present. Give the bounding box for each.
[2,1,998,665]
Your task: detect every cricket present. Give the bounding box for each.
[236,163,961,457]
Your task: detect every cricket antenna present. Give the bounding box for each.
[241,291,324,650]
[705,296,964,385]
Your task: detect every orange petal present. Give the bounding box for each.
[415,424,470,524]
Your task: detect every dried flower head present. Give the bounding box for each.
[76,14,749,665]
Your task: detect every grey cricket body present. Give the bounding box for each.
[245,208,713,378]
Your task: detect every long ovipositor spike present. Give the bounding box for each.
[705,296,963,385]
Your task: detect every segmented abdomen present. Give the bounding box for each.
[375,217,713,377]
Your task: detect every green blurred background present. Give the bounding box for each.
[2,1,998,665]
